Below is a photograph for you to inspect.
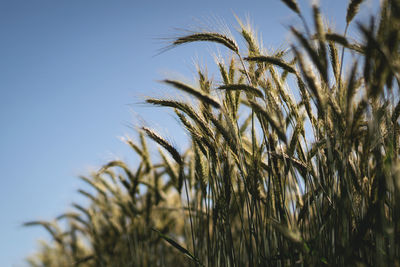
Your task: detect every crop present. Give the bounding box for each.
[26,0,400,266]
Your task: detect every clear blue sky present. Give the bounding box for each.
[0,0,376,265]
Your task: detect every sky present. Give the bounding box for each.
[0,0,377,266]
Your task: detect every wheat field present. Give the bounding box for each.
[25,0,400,266]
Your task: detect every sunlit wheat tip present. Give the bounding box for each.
[173,32,239,53]
[142,127,182,165]
[346,0,365,25]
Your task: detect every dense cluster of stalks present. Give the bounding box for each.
[26,0,400,266]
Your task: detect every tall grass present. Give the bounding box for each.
[26,0,400,266]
